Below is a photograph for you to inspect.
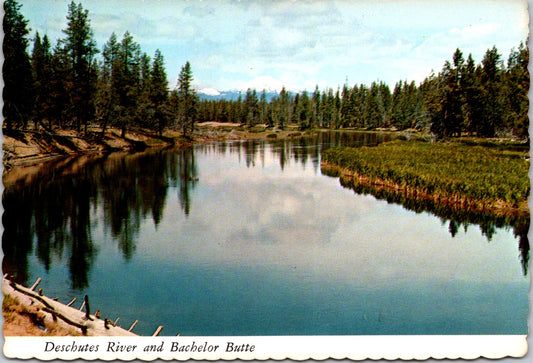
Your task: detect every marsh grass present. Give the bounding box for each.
[322,140,530,210]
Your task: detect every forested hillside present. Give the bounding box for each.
[4,0,529,140]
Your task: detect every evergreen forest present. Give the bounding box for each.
[3,0,530,141]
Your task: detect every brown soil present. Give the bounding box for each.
[3,295,79,336]
[2,126,177,172]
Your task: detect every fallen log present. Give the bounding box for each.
[42,307,88,335]
[9,281,54,310]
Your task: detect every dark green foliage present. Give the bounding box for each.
[477,46,503,137]
[172,61,198,137]
[149,49,170,135]
[503,42,529,138]
[3,0,34,130]
[60,1,99,133]
[298,90,312,129]
[243,88,259,126]
[31,33,54,130]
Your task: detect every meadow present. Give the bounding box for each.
[321,139,530,213]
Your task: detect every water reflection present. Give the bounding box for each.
[320,160,530,275]
[2,131,529,293]
[2,147,198,288]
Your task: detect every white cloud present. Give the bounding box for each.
[233,76,300,93]
[21,0,529,91]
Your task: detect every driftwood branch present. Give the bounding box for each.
[152,326,163,336]
[29,277,42,291]
[67,297,77,307]
[128,320,138,332]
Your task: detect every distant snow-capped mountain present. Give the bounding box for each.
[198,88,300,102]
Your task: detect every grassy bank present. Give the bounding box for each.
[321,139,530,215]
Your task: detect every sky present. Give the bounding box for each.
[20,0,530,94]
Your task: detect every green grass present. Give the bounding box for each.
[322,140,530,207]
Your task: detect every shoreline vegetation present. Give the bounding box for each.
[321,139,530,218]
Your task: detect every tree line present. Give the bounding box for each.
[4,0,197,138]
[198,43,528,140]
[4,0,529,140]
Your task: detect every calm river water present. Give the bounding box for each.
[2,131,529,336]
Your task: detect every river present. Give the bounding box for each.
[2,131,529,336]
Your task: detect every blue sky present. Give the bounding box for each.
[20,0,529,94]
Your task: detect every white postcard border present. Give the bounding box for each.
[3,335,528,361]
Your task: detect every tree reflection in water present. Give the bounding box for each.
[2,146,198,288]
[2,133,529,290]
[321,167,530,276]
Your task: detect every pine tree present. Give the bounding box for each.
[175,61,198,137]
[115,31,141,137]
[243,88,259,126]
[391,80,404,129]
[333,88,342,128]
[357,84,369,128]
[150,49,169,135]
[461,54,483,136]
[299,90,312,129]
[312,85,321,128]
[418,72,439,131]
[49,41,70,128]
[440,48,465,137]
[31,33,54,130]
[350,85,363,128]
[135,52,152,129]
[363,82,380,129]
[340,85,354,128]
[3,0,34,130]
[60,1,99,133]
[278,86,289,129]
[378,82,392,127]
[95,32,119,137]
[259,90,268,125]
[504,42,529,139]
[478,46,503,137]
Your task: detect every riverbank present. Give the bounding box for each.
[2,122,311,173]
[2,127,176,172]
[321,139,530,218]
[2,277,140,336]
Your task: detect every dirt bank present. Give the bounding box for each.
[2,123,309,173]
[2,127,178,172]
